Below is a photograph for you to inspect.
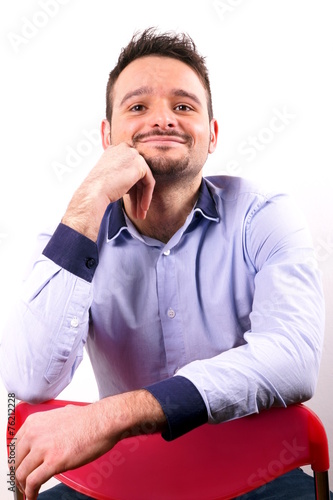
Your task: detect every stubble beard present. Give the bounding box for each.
[140,149,192,182]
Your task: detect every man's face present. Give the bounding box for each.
[105,56,218,184]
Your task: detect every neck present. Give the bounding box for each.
[123,175,202,243]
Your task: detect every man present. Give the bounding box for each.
[0,29,326,499]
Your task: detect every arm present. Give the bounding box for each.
[0,226,96,402]
[2,143,164,498]
[0,143,155,402]
[168,193,325,423]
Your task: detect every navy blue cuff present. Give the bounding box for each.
[42,223,99,283]
[145,376,208,441]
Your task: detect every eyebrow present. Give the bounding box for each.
[119,86,203,108]
[119,86,153,107]
[171,89,202,107]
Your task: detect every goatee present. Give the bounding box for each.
[141,153,191,181]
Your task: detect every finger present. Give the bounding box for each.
[18,454,56,500]
[22,463,51,500]
[140,181,154,215]
[13,432,31,472]
[127,167,155,219]
[136,183,144,219]
[138,166,155,216]
[127,184,139,219]
[15,450,44,496]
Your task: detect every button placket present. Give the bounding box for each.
[156,249,186,377]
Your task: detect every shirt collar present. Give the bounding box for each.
[107,199,127,241]
[107,177,219,241]
[193,177,220,221]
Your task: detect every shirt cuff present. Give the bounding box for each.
[145,375,208,441]
[42,223,99,283]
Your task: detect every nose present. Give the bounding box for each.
[150,102,176,129]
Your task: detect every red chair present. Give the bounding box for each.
[7,400,330,499]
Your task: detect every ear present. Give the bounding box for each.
[208,119,218,154]
[101,119,111,150]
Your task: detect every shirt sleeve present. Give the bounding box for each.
[173,194,325,425]
[145,376,208,441]
[0,224,97,403]
[43,223,98,282]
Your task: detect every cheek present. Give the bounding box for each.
[110,118,138,145]
[192,123,211,149]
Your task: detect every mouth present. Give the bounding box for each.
[133,131,191,148]
[137,136,187,146]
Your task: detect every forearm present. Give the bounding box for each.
[61,183,110,242]
[97,389,168,440]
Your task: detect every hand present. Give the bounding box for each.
[14,391,166,500]
[62,143,155,241]
[14,402,118,500]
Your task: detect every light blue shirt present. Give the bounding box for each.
[0,176,325,436]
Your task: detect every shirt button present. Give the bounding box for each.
[85,258,96,269]
[167,308,176,319]
[163,249,171,256]
[70,317,79,328]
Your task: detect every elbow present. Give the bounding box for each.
[1,370,62,404]
[301,344,322,401]
[14,387,53,405]
[295,378,316,405]
[288,322,323,405]
[284,351,320,406]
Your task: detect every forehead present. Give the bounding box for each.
[112,55,207,106]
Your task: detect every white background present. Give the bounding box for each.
[0,0,332,496]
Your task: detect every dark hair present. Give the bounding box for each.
[105,28,213,123]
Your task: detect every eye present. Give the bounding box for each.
[130,104,146,112]
[175,104,193,112]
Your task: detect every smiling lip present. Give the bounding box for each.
[138,135,187,144]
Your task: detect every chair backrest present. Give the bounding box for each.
[8,400,330,500]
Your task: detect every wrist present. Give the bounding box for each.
[62,189,110,242]
[94,390,167,444]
